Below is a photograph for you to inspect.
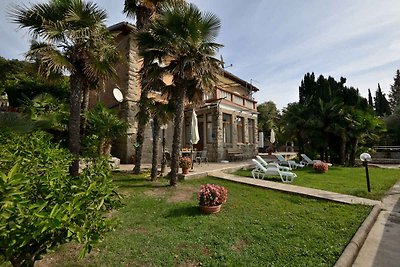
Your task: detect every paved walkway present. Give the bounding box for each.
[353,181,400,267]
[209,171,380,206]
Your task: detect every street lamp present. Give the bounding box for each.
[360,152,372,192]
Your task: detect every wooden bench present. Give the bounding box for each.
[227,148,245,161]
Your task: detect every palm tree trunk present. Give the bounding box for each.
[133,91,151,174]
[80,87,90,138]
[133,107,147,174]
[151,116,161,181]
[169,89,186,186]
[339,131,346,165]
[69,74,82,176]
[296,130,304,155]
[349,137,358,166]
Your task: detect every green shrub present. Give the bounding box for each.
[0,131,120,267]
[82,103,127,158]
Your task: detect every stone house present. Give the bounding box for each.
[92,22,259,163]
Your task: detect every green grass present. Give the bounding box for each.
[234,166,400,200]
[36,173,372,267]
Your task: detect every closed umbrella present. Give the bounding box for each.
[270,129,276,144]
[190,110,199,169]
[191,110,200,145]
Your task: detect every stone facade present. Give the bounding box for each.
[93,22,259,163]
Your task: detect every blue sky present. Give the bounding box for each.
[1,0,400,109]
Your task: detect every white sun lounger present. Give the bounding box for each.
[256,155,291,171]
[274,154,304,169]
[251,159,297,183]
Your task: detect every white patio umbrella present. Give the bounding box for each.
[191,110,200,145]
[270,129,276,144]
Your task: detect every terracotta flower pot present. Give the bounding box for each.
[182,167,189,175]
[199,204,222,214]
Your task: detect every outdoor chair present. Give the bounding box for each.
[195,150,208,165]
[255,155,291,171]
[300,154,320,166]
[251,159,297,183]
[274,154,304,169]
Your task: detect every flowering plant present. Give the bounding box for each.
[313,161,329,173]
[179,157,192,169]
[197,184,228,206]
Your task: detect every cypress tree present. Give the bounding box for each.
[375,84,391,116]
[368,89,373,108]
[389,69,400,111]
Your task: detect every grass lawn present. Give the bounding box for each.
[234,166,400,200]
[35,173,372,267]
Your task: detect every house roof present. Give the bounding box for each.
[108,21,136,34]
[222,70,259,92]
[107,22,260,93]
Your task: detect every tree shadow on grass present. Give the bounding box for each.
[166,205,202,218]
[114,177,169,189]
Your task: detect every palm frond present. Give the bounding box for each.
[27,41,72,76]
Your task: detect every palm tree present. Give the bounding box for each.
[281,102,309,155]
[10,0,119,175]
[138,63,174,181]
[136,2,222,186]
[346,109,385,166]
[85,103,128,156]
[123,0,183,174]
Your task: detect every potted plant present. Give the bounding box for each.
[179,157,192,174]
[313,161,329,173]
[197,184,228,214]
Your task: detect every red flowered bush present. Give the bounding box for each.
[197,184,228,206]
[313,161,329,173]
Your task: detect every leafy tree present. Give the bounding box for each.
[257,101,278,133]
[0,131,120,267]
[385,105,400,145]
[374,83,391,117]
[389,69,400,111]
[136,2,222,185]
[10,0,119,176]
[0,57,69,107]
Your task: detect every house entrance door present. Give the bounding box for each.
[193,122,204,151]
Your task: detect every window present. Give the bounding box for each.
[248,119,255,144]
[237,116,244,143]
[206,114,213,143]
[203,91,214,101]
[220,90,232,101]
[233,94,243,105]
[222,113,232,143]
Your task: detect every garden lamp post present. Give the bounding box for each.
[360,153,372,192]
